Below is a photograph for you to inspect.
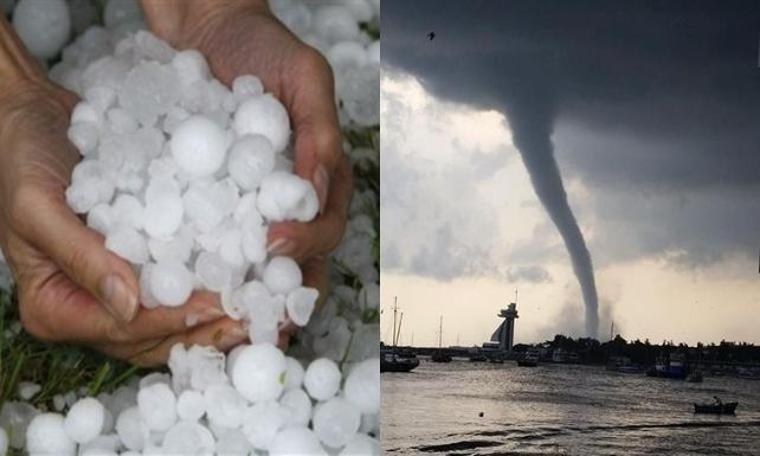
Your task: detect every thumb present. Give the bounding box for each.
[18,187,140,323]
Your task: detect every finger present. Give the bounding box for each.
[267,155,353,261]
[119,318,249,367]
[15,187,140,324]
[107,290,226,343]
[288,48,344,213]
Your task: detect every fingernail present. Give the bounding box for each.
[100,274,138,323]
[313,164,329,214]
[267,238,295,256]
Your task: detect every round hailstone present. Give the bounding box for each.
[195,251,233,292]
[233,94,291,153]
[149,261,194,307]
[269,428,324,456]
[26,413,76,456]
[344,358,380,414]
[241,401,288,451]
[170,115,228,178]
[12,0,71,59]
[227,134,276,191]
[63,397,105,444]
[105,225,149,264]
[262,256,303,295]
[312,4,359,43]
[215,428,253,456]
[279,388,312,428]
[143,178,183,239]
[176,390,205,422]
[162,421,215,455]
[340,434,381,456]
[225,344,247,378]
[284,357,305,390]
[203,384,245,429]
[257,171,320,222]
[286,287,319,326]
[313,397,361,449]
[68,122,99,155]
[232,75,264,101]
[136,383,177,431]
[231,344,287,403]
[303,358,341,401]
[171,49,210,86]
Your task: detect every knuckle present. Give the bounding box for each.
[300,47,333,83]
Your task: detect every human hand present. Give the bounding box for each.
[0,76,250,366]
[143,0,353,265]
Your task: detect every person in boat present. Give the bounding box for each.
[713,396,723,406]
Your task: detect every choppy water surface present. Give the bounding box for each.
[382,360,760,455]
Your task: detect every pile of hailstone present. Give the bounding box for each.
[60,29,322,343]
[5,346,379,455]
[0,0,381,455]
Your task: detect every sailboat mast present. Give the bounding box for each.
[438,316,443,348]
[396,313,404,346]
[392,296,398,348]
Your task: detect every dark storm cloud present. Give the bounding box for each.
[383,0,760,188]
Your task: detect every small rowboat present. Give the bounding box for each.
[693,402,738,414]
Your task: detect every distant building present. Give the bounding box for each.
[483,302,519,353]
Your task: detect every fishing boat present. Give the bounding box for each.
[431,316,452,363]
[646,354,687,379]
[694,399,738,414]
[380,297,419,373]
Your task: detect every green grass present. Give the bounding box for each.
[0,288,146,413]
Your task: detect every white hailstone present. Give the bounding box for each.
[170,115,228,178]
[232,75,264,101]
[149,261,193,307]
[219,229,245,267]
[269,428,324,456]
[286,286,319,326]
[17,382,41,400]
[262,256,302,295]
[203,384,245,429]
[84,86,117,112]
[176,390,205,422]
[227,135,276,191]
[63,397,105,444]
[68,122,99,155]
[340,0,374,22]
[143,177,183,239]
[257,171,319,222]
[225,344,247,378]
[162,421,215,455]
[304,358,341,401]
[341,65,380,127]
[77,434,121,456]
[312,5,359,43]
[233,94,291,153]
[340,434,380,456]
[313,397,361,449]
[344,358,380,414]
[105,225,149,264]
[195,251,233,292]
[136,383,177,431]
[26,413,76,456]
[0,427,7,456]
[215,428,253,456]
[240,213,267,263]
[183,179,238,233]
[53,395,67,412]
[171,49,210,86]
[138,263,160,309]
[12,0,70,59]
[138,372,170,390]
[187,345,228,391]
[119,61,180,126]
[326,41,368,69]
[148,226,194,264]
[107,107,139,134]
[284,357,305,390]
[231,344,287,403]
[279,388,312,428]
[241,401,288,450]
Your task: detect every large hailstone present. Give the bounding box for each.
[303,358,341,401]
[233,94,291,153]
[344,358,380,414]
[63,397,105,444]
[257,171,319,222]
[313,397,361,448]
[26,413,76,456]
[12,0,71,59]
[170,115,229,178]
[231,344,287,403]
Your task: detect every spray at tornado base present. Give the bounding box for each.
[508,103,599,338]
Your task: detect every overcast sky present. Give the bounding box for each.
[381,0,760,347]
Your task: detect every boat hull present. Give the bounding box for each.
[694,402,738,414]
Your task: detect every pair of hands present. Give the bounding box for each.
[0,1,352,366]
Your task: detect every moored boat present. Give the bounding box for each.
[694,401,738,414]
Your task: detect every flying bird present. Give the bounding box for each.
[427,31,435,41]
